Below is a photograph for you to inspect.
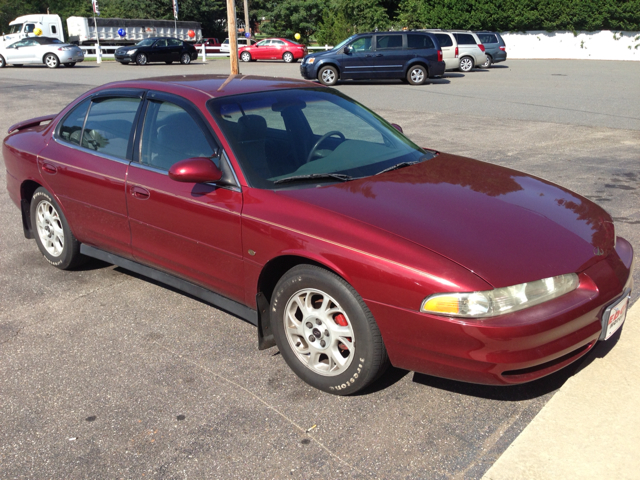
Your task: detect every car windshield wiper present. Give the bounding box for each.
[273,173,353,185]
[375,161,419,176]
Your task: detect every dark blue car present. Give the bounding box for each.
[300,31,445,86]
[475,32,507,67]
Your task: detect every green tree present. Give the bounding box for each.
[255,0,327,42]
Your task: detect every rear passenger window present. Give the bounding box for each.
[454,33,476,45]
[376,35,403,50]
[478,33,497,44]
[140,101,218,171]
[58,98,91,146]
[168,38,182,47]
[435,34,453,47]
[407,34,435,49]
[82,97,141,159]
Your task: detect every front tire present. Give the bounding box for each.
[0,55,6,68]
[180,53,191,64]
[283,52,294,63]
[30,188,85,270]
[271,265,388,395]
[240,51,252,62]
[459,56,474,72]
[44,54,60,69]
[481,55,492,68]
[136,53,148,65]
[317,65,338,86]
[406,65,427,85]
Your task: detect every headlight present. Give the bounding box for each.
[421,273,579,318]
[307,57,315,64]
[126,49,137,55]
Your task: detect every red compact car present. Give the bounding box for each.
[238,38,307,63]
[4,75,633,395]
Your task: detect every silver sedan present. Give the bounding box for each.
[0,36,84,68]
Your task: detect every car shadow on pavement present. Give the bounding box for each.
[411,330,623,401]
[339,78,452,86]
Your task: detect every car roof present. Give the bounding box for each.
[97,74,318,99]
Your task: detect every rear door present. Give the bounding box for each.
[270,39,286,60]
[126,91,245,302]
[167,38,183,61]
[39,90,144,258]
[373,34,407,78]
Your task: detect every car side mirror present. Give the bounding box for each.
[391,123,403,134]
[344,45,352,54]
[169,157,223,183]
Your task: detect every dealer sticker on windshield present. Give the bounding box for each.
[602,295,629,341]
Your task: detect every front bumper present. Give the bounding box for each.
[300,62,318,80]
[114,53,135,63]
[368,238,634,385]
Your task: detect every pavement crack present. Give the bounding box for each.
[154,341,371,478]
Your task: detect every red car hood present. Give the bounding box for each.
[278,154,616,288]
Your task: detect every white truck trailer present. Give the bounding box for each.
[66,17,202,45]
[1,14,64,44]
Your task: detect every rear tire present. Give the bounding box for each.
[44,54,60,69]
[318,65,338,86]
[283,52,294,63]
[406,65,427,85]
[165,60,173,64]
[459,56,474,72]
[481,55,492,68]
[271,265,389,395]
[0,55,6,68]
[63,62,76,68]
[30,187,85,270]
[180,53,191,64]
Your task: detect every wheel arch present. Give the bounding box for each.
[404,59,429,77]
[317,61,341,79]
[255,253,352,350]
[42,51,58,63]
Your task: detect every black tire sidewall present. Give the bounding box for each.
[0,55,5,68]
[181,53,191,64]
[30,188,79,270]
[271,265,384,395]
[136,54,146,65]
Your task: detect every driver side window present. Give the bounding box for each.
[350,36,372,52]
[140,100,218,171]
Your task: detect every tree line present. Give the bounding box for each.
[2,0,639,43]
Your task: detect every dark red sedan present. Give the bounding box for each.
[4,75,633,395]
[238,38,307,63]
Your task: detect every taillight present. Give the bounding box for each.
[499,46,506,51]
[438,49,443,62]
[455,46,459,57]
[478,44,485,52]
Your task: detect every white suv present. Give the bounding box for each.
[450,31,486,72]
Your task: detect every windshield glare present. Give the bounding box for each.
[136,39,155,47]
[208,88,432,189]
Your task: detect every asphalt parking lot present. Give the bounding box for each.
[1,59,638,479]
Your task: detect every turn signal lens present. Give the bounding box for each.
[421,273,579,318]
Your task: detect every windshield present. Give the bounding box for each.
[136,38,155,47]
[208,88,433,189]
[9,23,23,34]
[333,35,356,51]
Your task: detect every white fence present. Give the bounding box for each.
[80,44,335,60]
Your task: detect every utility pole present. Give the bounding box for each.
[243,0,250,39]
[227,0,239,74]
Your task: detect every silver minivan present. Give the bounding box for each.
[424,31,460,71]
[450,31,486,72]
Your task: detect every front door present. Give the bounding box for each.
[126,92,245,302]
[340,35,375,79]
[5,38,39,63]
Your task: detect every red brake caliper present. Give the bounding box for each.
[334,314,351,352]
